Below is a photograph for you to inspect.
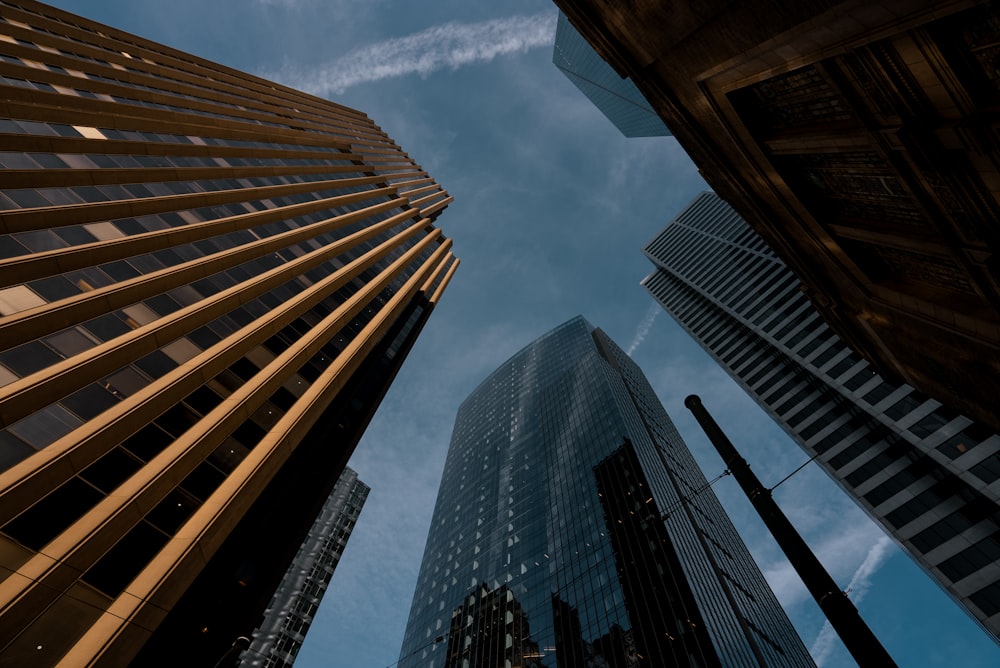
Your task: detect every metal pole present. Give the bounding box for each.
[684,394,897,668]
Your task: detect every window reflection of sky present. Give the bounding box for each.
[399,317,813,667]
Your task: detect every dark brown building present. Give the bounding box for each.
[556,0,1000,434]
[0,1,456,665]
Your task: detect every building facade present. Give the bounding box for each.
[642,191,1000,641]
[240,467,369,668]
[0,1,457,665]
[555,0,1000,436]
[551,11,670,138]
[398,317,813,668]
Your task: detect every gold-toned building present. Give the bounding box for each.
[557,0,1000,435]
[0,1,456,665]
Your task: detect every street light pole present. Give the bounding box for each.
[684,394,897,668]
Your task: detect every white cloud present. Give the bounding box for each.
[810,535,895,666]
[265,11,558,95]
[761,519,888,607]
[626,303,659,356]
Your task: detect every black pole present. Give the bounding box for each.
[684,394,897,668]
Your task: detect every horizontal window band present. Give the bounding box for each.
[0,162,421,190]
[0,73,387,144]
[0,170,429,233]
[0,178,434,288]
[0,40,380,136]
[0,7,370,128]
[0,209,429,430]
[0,97,394,158]
[0,132,409,164]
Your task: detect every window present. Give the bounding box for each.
[970,581,1000,617]
[884,393,925,421]
[7,403,81,448]
[800,411,835,440]
[844,367,877,391]
[937,425,993,459]
[970,454,1000,484]
[938,531,1000,583]
[785,396,828,427]
[885,481,955,529]
[62,383,119,420]
[82,221,124,240]
[813,423,856,454]
[829,429,885,470]
[0,284,45,316]
[3,476,104,550]
[909,499,995,553]
[909,407,959,439]
[83,520,168,596]
[862,382,894,406]
[810,341,842,368]
[45,327,99,357]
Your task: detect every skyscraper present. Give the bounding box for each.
[0,1,456,665]
[551,11,670,138]
[240,467,369,668]
[555,0,1000,436]
[398,316,814,667]
[642,192,1000,641]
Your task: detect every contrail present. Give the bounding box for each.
[810,535,894,666]
[265,11,558,96]
[626,304,660,356]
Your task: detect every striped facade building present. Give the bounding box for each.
[642,192,1000,642]
[0,1,456,665]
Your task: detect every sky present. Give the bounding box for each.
[44,1,1000,666]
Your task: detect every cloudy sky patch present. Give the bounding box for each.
[626,302,659,356]
[810,536,895,666]
[266,11,558,95]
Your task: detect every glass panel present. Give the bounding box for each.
[161,338,201,365]
[0,285,45,315]
[7,404,82,449]
[82,222,125,240]
[61,384,120,420]
[120,303,158,328]
[102,367,151,398]
[0,341,64,376]
[45,327,99,357]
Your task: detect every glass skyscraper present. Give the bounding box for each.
[0,2,455,665]
[398,317,813,667]
[552,12,670,138]
[240,467,369,668]
[642,192,1000,641]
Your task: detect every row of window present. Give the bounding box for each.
[0,24,371,139]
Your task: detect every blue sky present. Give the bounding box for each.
[45,1,1000,666]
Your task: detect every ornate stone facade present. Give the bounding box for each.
[557,0,1000,434]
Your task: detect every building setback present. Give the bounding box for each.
[398,316,814,668]
[555,0,1000,436]
[239,467,369,668]
[642,192,1000,641]
[551,11,670,138]
[0,1,457,665]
